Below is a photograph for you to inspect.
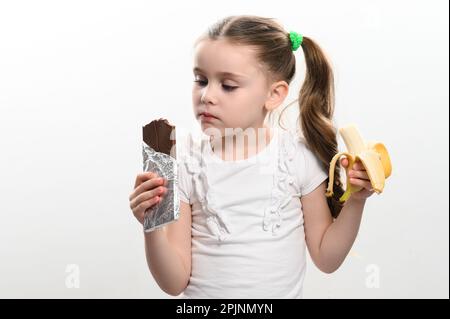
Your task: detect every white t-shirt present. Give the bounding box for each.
[176,127,328,298]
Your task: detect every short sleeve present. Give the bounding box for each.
[177,158,193,204]
[298,143,328,196]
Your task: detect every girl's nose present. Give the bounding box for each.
[201,85,218,105]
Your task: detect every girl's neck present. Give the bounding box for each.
[209,125,272,161]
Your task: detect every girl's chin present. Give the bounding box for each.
[199,123,225,137]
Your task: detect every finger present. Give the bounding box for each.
[134,196,161,219]
[352,161,366,171]
[130,175,164,202]
[130,186,167,210]
[349,177,372,190]
[349,169,370,181]
[130,184,167,210]
[340,157,348,168]
[134,172,157,189]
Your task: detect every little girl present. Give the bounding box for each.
[129,15,375,298]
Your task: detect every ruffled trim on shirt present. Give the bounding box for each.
[262,129,302,235]
[182,130,302,240]
[182,135,231,242]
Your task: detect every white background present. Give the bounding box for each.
[0,0,448,298]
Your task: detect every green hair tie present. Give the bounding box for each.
[289,31,303,51]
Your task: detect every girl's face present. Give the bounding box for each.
[192,39,271,137]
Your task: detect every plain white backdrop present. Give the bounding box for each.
[0,0,448,298]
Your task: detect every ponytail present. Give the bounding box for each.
[298,37,344,218]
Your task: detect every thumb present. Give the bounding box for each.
[340,157,349,168]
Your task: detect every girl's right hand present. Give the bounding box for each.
[129,172,168,225]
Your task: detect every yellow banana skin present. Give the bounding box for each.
[325,124,392,202]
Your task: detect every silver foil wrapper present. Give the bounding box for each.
[142,143,180,232]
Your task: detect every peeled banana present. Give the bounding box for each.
[325,124,392,202]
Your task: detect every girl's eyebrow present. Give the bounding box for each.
[193,67,248,79]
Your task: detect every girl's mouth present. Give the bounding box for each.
[199,112,219,120]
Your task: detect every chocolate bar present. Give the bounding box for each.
[142,119,179,232]
[143,119,176,157]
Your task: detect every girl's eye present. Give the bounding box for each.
[194,79,207,87]
[222,84,238,92]
[194,80,237,92]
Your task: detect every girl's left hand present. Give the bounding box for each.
[340,158,375,201]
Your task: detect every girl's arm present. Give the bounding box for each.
[144,200,192,295]
[301,160,374,273]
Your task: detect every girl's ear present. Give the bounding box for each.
[265,80,289,111]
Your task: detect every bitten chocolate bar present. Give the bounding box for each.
[142,119,179,232]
